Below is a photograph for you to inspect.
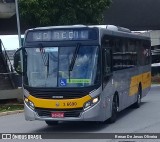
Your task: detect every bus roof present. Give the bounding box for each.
[29,24,131,31]
[27,25,150,41]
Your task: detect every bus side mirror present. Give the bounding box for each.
[14,48,23,75]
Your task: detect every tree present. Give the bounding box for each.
[19,0,111,27]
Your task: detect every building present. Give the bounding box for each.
[141,31,160,64]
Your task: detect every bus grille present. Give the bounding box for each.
[31,91,87,99]
[35,108,83,117]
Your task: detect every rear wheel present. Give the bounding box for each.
[45,121,58,126]
[108,95,118,123]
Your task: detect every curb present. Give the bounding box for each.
[152,84,160,87]
[0,110,24,116]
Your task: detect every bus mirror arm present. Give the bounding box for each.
[13,47,25,76]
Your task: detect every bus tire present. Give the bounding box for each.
[45,121,58,126]
[108,95,118,123]
[133,86,142,108]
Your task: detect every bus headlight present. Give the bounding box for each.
[84,96,100,110]
[24,98,35,110]
[92,97,99,104]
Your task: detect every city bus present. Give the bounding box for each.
[14,25,151,125]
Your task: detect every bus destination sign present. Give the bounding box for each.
[26,29,97,42]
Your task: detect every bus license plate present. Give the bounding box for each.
[51,112,64,118]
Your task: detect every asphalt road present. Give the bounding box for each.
[0,85,160,142]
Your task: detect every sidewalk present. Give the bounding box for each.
[0,110,24,117]
[0,88,23,101]
[151,84,160,87]
[0,88,23,116]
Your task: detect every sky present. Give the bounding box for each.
[0,35,21,50]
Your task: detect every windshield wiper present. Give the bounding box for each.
[68,43,80,80]
[39,44,49,77]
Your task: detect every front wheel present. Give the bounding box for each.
[108,96,118,123]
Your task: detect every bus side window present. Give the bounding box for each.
[112,39,123,71]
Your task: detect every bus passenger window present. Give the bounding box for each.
[103,48,112,80]
[112,39,123,71]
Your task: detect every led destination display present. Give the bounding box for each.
[26,28,98,42]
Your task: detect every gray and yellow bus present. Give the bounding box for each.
[14,25,151,125]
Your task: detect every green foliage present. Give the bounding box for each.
[19,0,111,27]
[0,105,23,112]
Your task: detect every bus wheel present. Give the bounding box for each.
[108,95,118,123]
[133,87,142,108]
[45,121,58,126]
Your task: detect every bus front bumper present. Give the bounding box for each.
[24,101,103,122]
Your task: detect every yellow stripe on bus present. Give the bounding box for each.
[28,95,91,109]
[129,72,151,96]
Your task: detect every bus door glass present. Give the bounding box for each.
[102,38,113,86]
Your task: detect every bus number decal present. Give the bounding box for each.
[63,102,77,107]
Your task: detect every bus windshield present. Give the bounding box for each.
[24,46,100,88]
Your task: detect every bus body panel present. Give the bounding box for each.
[24,91,107,122]
[24,85,108,122]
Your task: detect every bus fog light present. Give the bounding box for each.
[28,101,35,110]
[84,102,91,109]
